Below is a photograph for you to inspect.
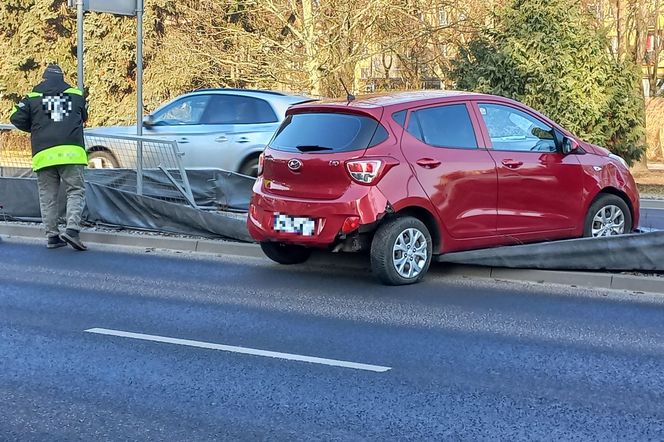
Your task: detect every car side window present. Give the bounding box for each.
[407,104,478,149]
[152,95,211,126]
[478,103,557,152]
[202,95,278,125]
[392,110,407,127]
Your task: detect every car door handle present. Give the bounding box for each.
[416,158,441,169]
[501,159,523,169]
[237,137,250,144]
[178,137,189,144]
[214,136,228,143]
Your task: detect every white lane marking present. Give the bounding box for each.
[85,328,391,373]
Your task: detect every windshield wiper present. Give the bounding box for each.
[295,145,334,152]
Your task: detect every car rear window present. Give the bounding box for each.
[270,112,388,153]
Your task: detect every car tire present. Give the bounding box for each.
[239,156,260,178]
[370,216,433,286]
[88,150,119,169]
[260,242,312,265]
[583,194,632,238]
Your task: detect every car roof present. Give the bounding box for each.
[286,90,560,126]
[186,88,310,105]
[304,90,486,109]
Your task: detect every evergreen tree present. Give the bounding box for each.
[451,0,645,164]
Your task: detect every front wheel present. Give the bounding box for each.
[583,194,632,238]
[370,216,433,285]
[260,242,312,265]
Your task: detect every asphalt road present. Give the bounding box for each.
[641,207,664,230]
[1,239,664,441]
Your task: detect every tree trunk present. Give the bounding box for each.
[301,0,321,97]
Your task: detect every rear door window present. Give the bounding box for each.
[407,103,478,149]
[392,110,407,127]
[202,95,278,125]
[270,112,388,153]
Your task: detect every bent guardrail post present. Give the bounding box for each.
[158,165,196,208]
[172,139,195,206]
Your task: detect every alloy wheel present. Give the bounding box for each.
[591,205,625,237]
[392,227,428,279]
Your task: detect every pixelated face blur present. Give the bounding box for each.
[42,94,72,122]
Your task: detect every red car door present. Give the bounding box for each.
[400,101,498,240]
[472,101,584,240]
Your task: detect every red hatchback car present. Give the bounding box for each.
[247,91,640,285]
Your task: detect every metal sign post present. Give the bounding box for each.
[135,0,144,195]
[69,0,143,193]
[76,0,84,91]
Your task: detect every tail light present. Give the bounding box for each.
[346,160,383,184]
[257,153,265,176]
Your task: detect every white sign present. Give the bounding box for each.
[68,0,137,16]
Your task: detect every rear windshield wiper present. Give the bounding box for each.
[295,145,334,152]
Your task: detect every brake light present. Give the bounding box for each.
[257,153,265,176]
[346,160,382,184]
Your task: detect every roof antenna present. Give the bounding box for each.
[340,79,355,105]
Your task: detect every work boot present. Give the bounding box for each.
[60,229,87,251]
[47,235,67,249]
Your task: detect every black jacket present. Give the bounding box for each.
[10,77,88,158]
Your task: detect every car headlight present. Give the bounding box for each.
[609,153,628,168]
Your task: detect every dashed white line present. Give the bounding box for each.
[85,327,391,373]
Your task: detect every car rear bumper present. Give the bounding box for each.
[247,178,390,246]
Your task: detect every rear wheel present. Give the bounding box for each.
[583,194,632,237]
[370,216,433,285]
[260,242,312,265]
[239,156,260,178]
[88,150,119,169]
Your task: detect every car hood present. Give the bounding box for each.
[85,125,141,136]
[580,141,610,156]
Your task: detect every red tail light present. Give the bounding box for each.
[257,153,265,176]
[345,158,399,185]
[346,160,383,184]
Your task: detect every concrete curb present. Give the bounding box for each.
[1,223,662,295]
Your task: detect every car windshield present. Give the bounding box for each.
[152,95,211,126]
[269,112,387,153]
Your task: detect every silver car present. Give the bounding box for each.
[86,89,311,176]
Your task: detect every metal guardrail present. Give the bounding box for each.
[0,123,32,171]
[84,131,196,207]
[0,124,196,207]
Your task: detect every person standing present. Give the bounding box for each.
[10,63,88,250]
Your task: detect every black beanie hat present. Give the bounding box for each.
[43,63,64,80]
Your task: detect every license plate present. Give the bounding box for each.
[273,213,316,236]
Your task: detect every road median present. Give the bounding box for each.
[1,222,662,295]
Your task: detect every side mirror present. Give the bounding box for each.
[143,115,156,128]
[562,137,579,155]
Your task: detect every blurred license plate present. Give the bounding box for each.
[273,214,316,236]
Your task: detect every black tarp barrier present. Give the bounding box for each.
[0,177,43,219]
[84,183,252,240]
[1,168,254,211]
[438,231,664,271]
[0,175,252,241]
